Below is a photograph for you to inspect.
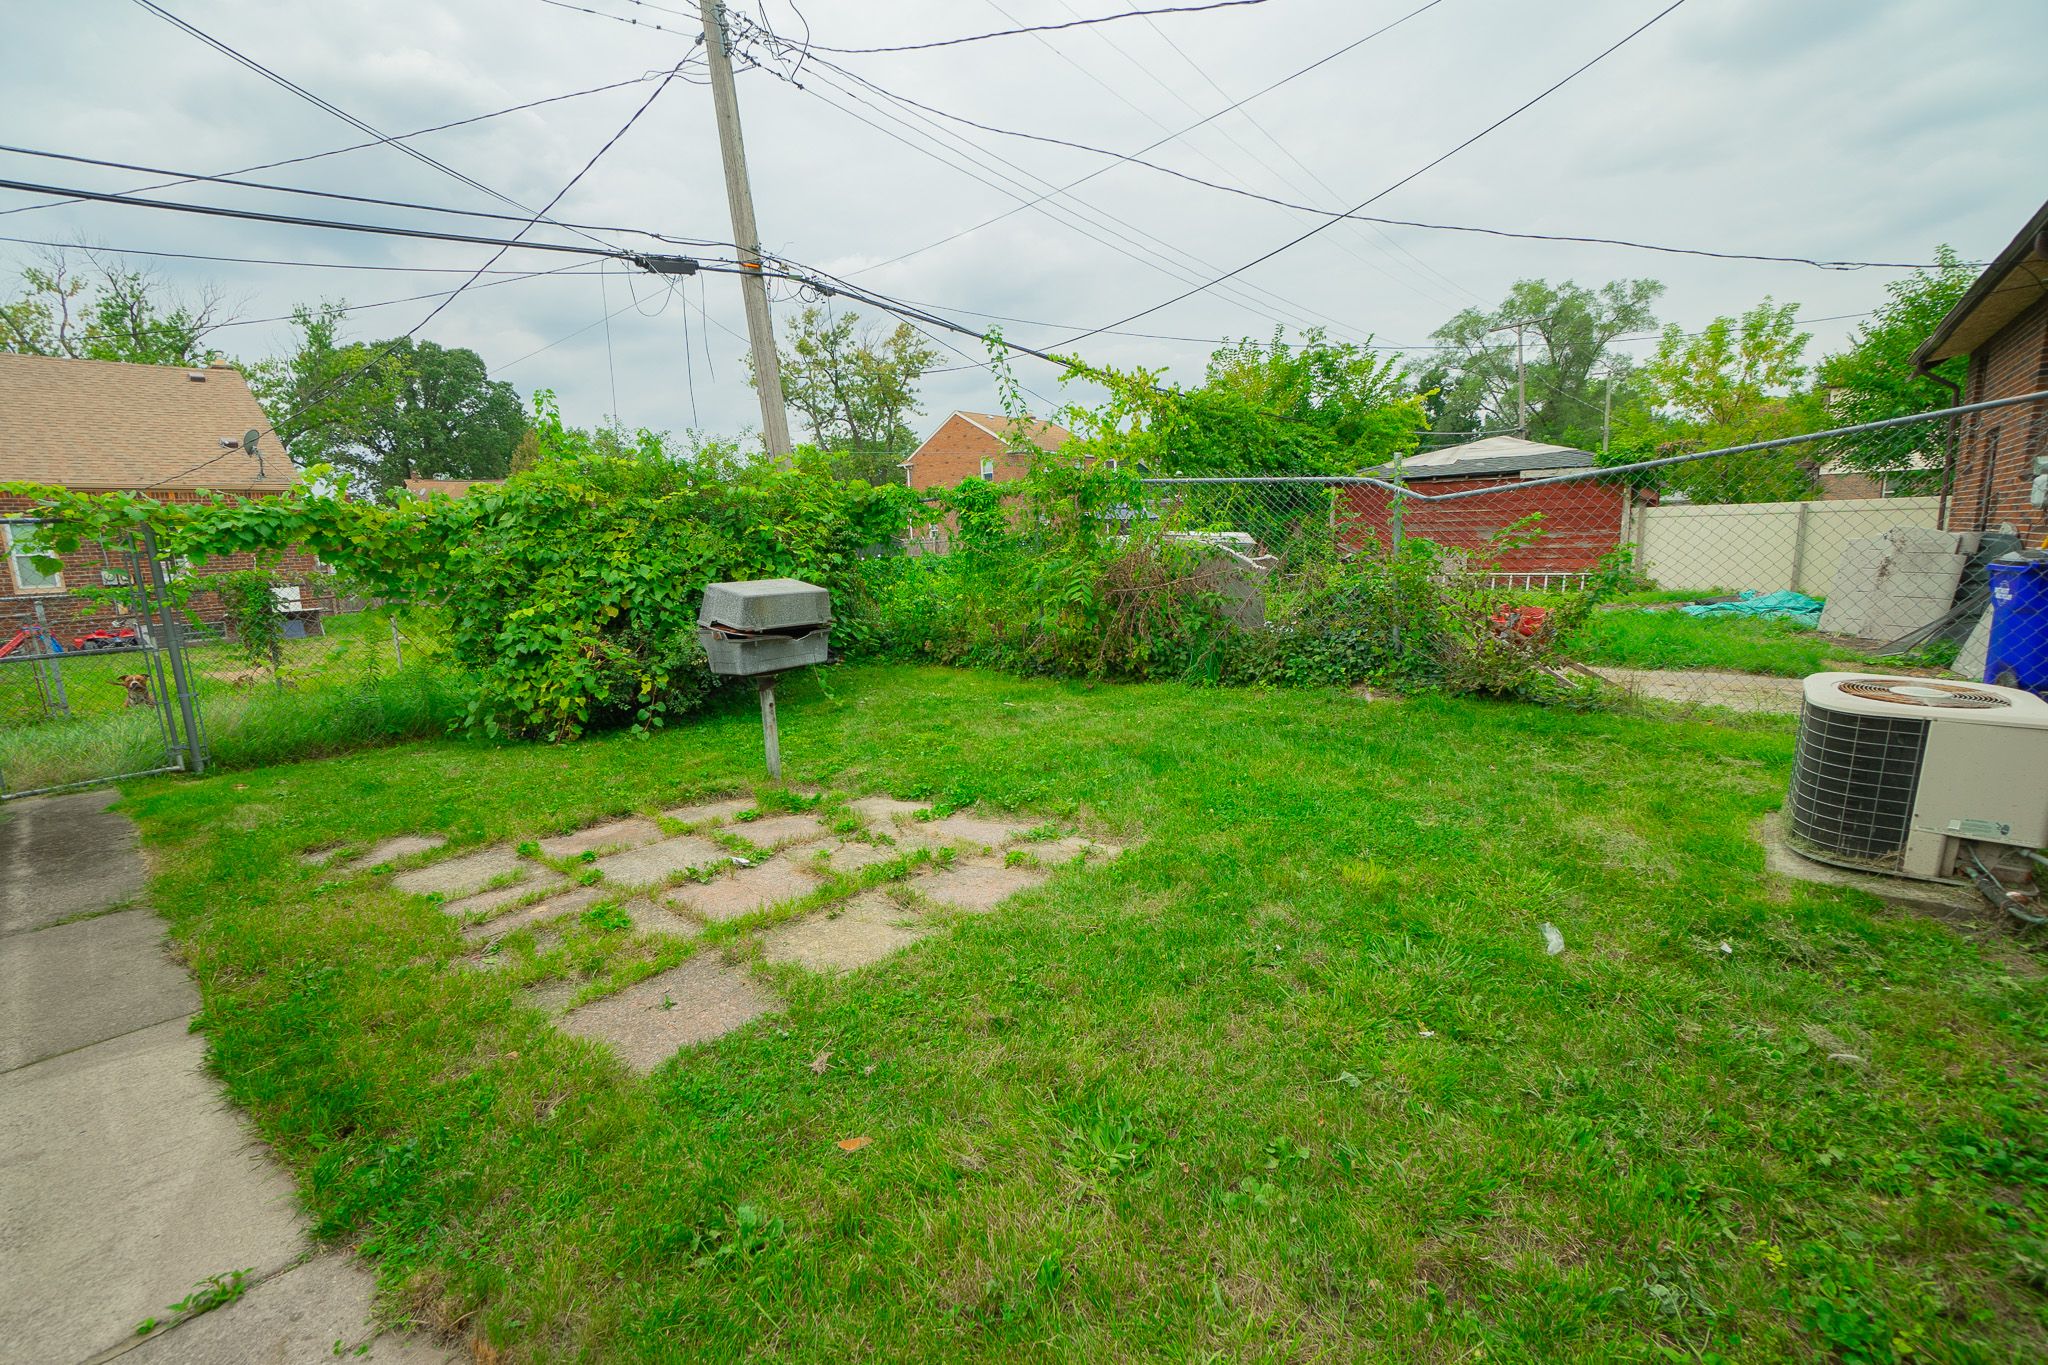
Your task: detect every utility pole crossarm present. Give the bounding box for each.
[699,0,793,457]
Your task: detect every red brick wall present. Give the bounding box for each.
[1947,292,2048,543]
[1338,477,1632,573]
[904,416,1034,490]
[0,487,330,636]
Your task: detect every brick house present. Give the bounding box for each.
[1914,196,2048,544]
[1338,435,1635,580]
[899,411,1074,490]
[0,353,329,635]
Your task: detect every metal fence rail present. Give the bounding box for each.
[1118,392,2048,712]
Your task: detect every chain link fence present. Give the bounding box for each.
[1108,392,2048,712]
[0,515,456,795]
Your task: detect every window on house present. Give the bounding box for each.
[1106,458,1120,471]
[980,457,996,481]
[2,521,63,592]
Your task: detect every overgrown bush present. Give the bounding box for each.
[9,404,913,741]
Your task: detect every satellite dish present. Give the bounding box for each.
[243,428,267,479]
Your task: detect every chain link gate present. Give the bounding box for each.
[0,520,205,799]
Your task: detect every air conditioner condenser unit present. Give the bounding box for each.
[1787,673,2048,914]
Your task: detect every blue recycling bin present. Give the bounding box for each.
[1984,558,2048,689]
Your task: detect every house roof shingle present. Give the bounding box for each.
[1913,198,2048,369]
[0,352,287,492]
[1362,433,1598,482]
[952,410,1072,451]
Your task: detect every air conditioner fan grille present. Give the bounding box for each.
[1788,702,1929,860]
[1837,678,2010,709]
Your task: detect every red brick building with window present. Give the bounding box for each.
[1915,197,2048,545]
[0,353,329,635]
[899,411,1073,490]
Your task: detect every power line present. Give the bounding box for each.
[207,263,615,331]
[129,0,622,256]
[0,177,634,260]
[0,144,730,248]
[778,60,1369,345]
[746,0,1448,279]
[796,51,1953,275]
[0,70,682,221]
[0,231,603,276]
[795,0,1272,54]
[535,0,705,40]
[1059,0,1690,344]
[139,63,692,490]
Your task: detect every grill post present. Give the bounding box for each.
[757,676,781,780]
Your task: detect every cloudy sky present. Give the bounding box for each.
[4,0,2044,448]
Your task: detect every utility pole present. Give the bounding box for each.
[1602,366,1614,455]
[1487,319,1530,434]
[1514,322,1527,434]
[698,0,792,457]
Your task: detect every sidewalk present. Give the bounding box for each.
[0,790,452,1365]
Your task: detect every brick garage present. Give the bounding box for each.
[1915,197,2048,544]
[1338,435,1636,578]
[0,353,330,639]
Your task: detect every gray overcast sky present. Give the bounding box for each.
[4,0,2044,447]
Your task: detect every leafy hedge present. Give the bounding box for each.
[7,442,910,740]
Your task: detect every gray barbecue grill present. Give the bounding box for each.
[697,578,831,778]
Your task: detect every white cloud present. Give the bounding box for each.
[3,0,2041,444]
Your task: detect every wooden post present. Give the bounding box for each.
[757,675,781,779]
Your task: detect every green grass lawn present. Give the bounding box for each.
[116,664,2045,1362]
[1577,608,1874,678]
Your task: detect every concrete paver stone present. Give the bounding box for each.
[460,885,611,943]
[591,835,729,887]
[760,892,930,973]
[336,834,447,875]
[915,861,1050,914]
[558,955,780,1071]
[441,871,569,920]
[661,796,756,827]
[392,846,525,900]
[1015,837,1122,867]
[846,796,930,826]
[1,909,198,1074]
[620,898,704,941]
[915,814,1039,850]
[817,840,902,875]
[730,813,831,849]
[666,861,819,923]
[535,817,663,859]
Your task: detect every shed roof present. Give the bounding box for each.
[1363,433,1597,482]
[0,352,287,492]
[1913,198,2048,368]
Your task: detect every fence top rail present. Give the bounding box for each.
[1135,387,2048,506]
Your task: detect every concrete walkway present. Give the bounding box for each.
[0,791,452,1365]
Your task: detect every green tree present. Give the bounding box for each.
[1059,328,1426,477]
[759,305,942,483]
[1814,244,1975,490]
[247,307,526,498]
[0,252,229,365]
[1628,298,1822,503]
[1420,278,1664,451]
